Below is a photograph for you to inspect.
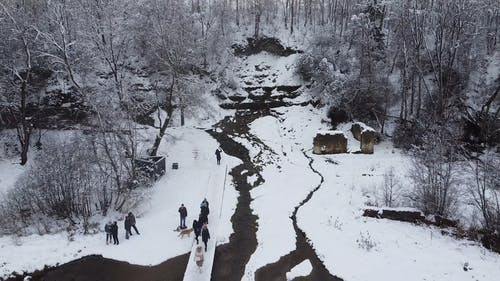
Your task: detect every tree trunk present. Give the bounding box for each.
[149,77,175,156]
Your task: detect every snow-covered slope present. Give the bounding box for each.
[0,127,240,278]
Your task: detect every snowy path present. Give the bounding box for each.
[182,164,228,281]
[0,127,241,279]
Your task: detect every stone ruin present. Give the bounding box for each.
[351,122,377,154]
[313,131,347,154]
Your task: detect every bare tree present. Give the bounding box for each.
[382,166,402,207]
[468,152,500,232]
[409,129,459,217]
[0,1,40,165]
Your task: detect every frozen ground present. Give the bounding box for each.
[237,104,500,281]
[0,127,239,278]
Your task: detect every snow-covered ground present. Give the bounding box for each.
[0,31,498,281]
[242,115,320,277]
[237,104,500,281]
[236,52,302,87]
[0,127,239,278]
[0,159,25,194]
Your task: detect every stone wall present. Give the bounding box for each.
[313,132,347,154]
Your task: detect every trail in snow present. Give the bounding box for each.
[182,165,227,281]
[0,127,241,281]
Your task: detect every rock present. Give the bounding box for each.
[351,122,377,154]
[434,215,458,228]
[380,209,425,223]
[351,123,363,141]
[232,36,302,57]
[363,209,381,218]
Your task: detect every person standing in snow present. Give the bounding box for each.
[178,204,188,229]
[128,212,140,234]
[215,148,222,165]
[198,212,208,226]
[124,215,132,239]
[193,219,201,244]
[105,221,113,245]
[194,245,204,272]
[200,199,209,224]
[201,223,210,252]
[111,221,119,245]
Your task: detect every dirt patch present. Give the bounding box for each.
[4,254,189,281]
[232,37,302,57]
[220,100,318,110]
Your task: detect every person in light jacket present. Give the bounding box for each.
[194,246,204,272]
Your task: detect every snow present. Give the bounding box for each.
[183,162,228,281]
[316,130,346,136]
[286,259,312,280]
[1,34,499,281]
[485,51,500,86]
[242,115,321,277]
[236,52,302,88]
[151,108,170,128]
[247,174,258,187]
[236,104,500,281]
[0,127,240,278]
[353,121,375,133]
[0,159,25,194]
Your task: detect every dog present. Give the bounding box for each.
[178,228,194,238]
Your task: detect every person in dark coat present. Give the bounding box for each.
[198,213,208,226]
[111,221,119,245]
[105,221,113,245]
[215,148,222,165]
[124,215,132,239]
[200,198,209,224]
[192,219,201,244]
[178,204,188,229]
[128,212,140,234]
[201,223,210,252]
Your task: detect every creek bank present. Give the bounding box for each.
[4,254,189,281]
[207,110,267,281]
[254,151,342,281]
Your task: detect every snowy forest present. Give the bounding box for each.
[0,0,499,280]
